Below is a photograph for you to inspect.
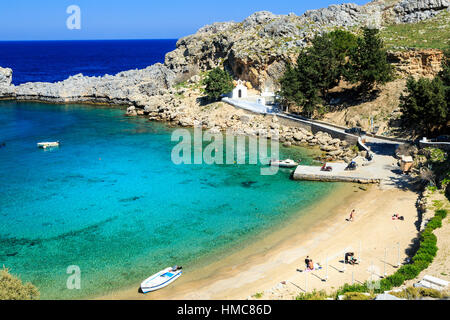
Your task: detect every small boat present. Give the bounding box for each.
[270,159,299,168]
[37,142,60,149]
[141,266,183,294]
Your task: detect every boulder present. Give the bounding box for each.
[321,145,338,152]
[126,106,137,116]
[293,133,305,141]
[0,67,12,86]
[240,115,253,124]
[328,149,344,157]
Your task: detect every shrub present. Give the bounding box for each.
[296,290,329,300]
[252,292,263,299]
[385,274,406,288]
[343,292,373,300]
[397,264,421,280]
[335,283,369,298]
[0,267,39,300]
[418,288,444,299]
[203,68,234,101]
[391,287,443,300]
[435,209,448,220]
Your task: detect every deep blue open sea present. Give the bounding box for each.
[0,40,177,84]
[0,40,339,299]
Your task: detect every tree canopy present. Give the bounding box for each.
[278,28,391,117]
[203,67,234,101]
[400,49,449,136]
[279,51,322,117]
[399,77,447,135]
[345,27,394,93]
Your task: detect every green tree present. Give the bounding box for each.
[329,29,358,80]
[278,30,358,116]
[0,267,40,300]
[346,27,393,94]
[438,49,450,104]
[278,62,302,107]
[307,30,358,98]
[203,67,234,101]
[308,33,341,98]
[400,77,447,135]
[278,51,322,117]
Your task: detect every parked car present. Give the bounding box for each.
[345,127,367,136]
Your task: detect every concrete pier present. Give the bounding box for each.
[292,163,381,184]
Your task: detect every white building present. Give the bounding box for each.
[231,80,248,99]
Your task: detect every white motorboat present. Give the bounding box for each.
[141,266,183,294]
[270,159,299,168]
[37,142,60,149]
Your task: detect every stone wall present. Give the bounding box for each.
[277,113,360,145]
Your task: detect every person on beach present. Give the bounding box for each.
[349,209,355,222]
[392,214,405,221]
[308,259,314,271]
[305,256,311,269]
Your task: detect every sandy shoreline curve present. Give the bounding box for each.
[98,183,419,300]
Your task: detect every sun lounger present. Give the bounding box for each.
[414,275,449,291]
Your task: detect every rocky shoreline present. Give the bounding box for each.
[1,0,448,162]
[0,64,359,162]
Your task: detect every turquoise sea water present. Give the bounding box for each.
[0,101,337,299]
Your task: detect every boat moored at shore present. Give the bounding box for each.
[141,266,183,294]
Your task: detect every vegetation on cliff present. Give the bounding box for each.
[0,267,40,300]
[380,10,450,50]
[203,68,234,101]
[400,49,449,136]
[346,28,394,93]
[279,28,393,116]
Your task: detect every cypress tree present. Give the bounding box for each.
[346,27,393,94]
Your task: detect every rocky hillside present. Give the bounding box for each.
[165,0,449,90]
[1,0,448,101]
[0,0,448,140]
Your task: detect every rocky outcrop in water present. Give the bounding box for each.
[0,67,12,86]
[0,64,175,106]
[0,67,13,98]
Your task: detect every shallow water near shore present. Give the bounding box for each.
[0,101,340,299]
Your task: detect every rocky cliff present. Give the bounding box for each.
[388,49,445,77]
[165,0,449,90]
[0,64,175,105]
[0,0,448,108]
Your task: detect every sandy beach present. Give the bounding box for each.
[99,183,420,300]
